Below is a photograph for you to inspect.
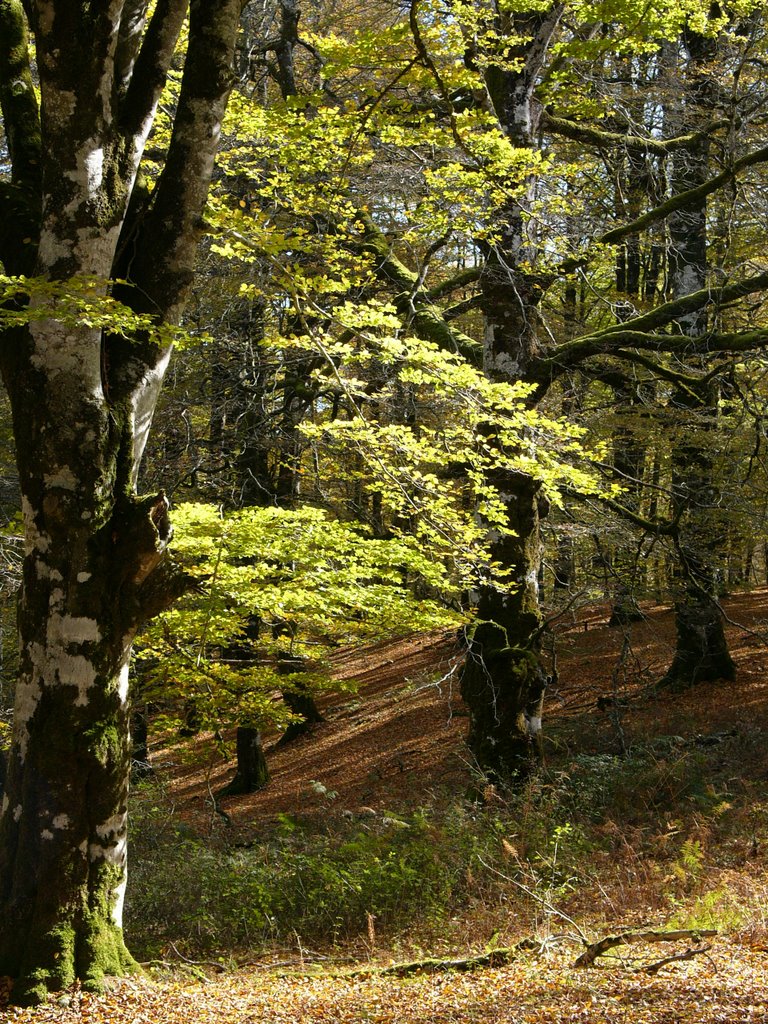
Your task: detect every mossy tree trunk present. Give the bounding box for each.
[659,27,735,689]
[461,472,549,779]
[0,0,245,1003]
[459,6,561,783]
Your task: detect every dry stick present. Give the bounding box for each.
[639,945,713,974]
[167,941,227,972]
[573,928,717,968]
[475,855,589,943]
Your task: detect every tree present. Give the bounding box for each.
[350,0,768,772]
[0,0,245,1003]
[190,0,768,785]
[136,501,464,793]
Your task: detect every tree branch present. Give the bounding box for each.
[425,266,482,302]
[107,0,245,411]
[559,145,768,274]
[123,0,244,321]
[357,212,480,360]
[118,0,188,137]
[532,272,768,381]
[542,111,728,157]
[573,928,716,968]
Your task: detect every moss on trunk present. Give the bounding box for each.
[659,596,735,690]
[460,471,548,782]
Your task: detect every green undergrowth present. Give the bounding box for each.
[124,736,768,961]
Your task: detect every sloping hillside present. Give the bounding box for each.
[158,590,768,833]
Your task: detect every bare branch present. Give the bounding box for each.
[573,928,717,968]
[119,0,190,143]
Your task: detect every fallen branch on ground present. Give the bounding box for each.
[639,944,713,974]
[347,938,540,978]
[573,929,717,968]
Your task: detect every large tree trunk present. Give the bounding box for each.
[0,0,244,1002]
[458,5,561,782]
[660,29,735,689]
[220,726,270,795]
[0,367,179,999]
[460,472,548,779]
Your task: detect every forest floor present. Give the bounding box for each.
[154,588,768,831]
[3,590,768,1021]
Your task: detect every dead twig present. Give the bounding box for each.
[167,941,228,973]
[638,944,713,974]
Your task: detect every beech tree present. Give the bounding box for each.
[177,0,768,786]
[0,0,245,1003]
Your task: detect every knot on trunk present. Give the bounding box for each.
[112,491,172,587]
[109,492,199,628]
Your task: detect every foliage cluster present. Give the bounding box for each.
[138,501,464,736]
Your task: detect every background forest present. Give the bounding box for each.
[1,0,768,1015]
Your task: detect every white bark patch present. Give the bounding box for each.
[487,350,520,381]
[131,347,173,483]
[18,620,101,758]
[112,873,127,929]
[117,661,130,704]
[37,230,71,269]
[35,562,63,581]
[77,572,92,583]
[13,676,43,758]
[96,811,127,844]
[22,496,51,555]
[90,809,129,926]
[41,829,54,840]
[58,654,97,705]
[82,144,105,195]
[44,467,79,491]
[674,263,703,298]
[1,794,8,818]
[28,641,97,710]
[527,715,542,736]
[29,318,103,395]
[13,805,23,822]
[51,614,102,645]
[52,813,71,829]
[42,86,77,125]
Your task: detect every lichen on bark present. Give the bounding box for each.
[0,0,246,1003]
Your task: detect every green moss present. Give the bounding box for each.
[12,922,77,1005]
[83,722,123,767]
[79,916,137,992]
[11,861,137,1003]
[0,2,42,174]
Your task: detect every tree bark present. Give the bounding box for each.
[460,472,549,779]
[0,0,244,1002]
[659,29,735,689]
[220,726,270,795]
[458,4,562,782]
